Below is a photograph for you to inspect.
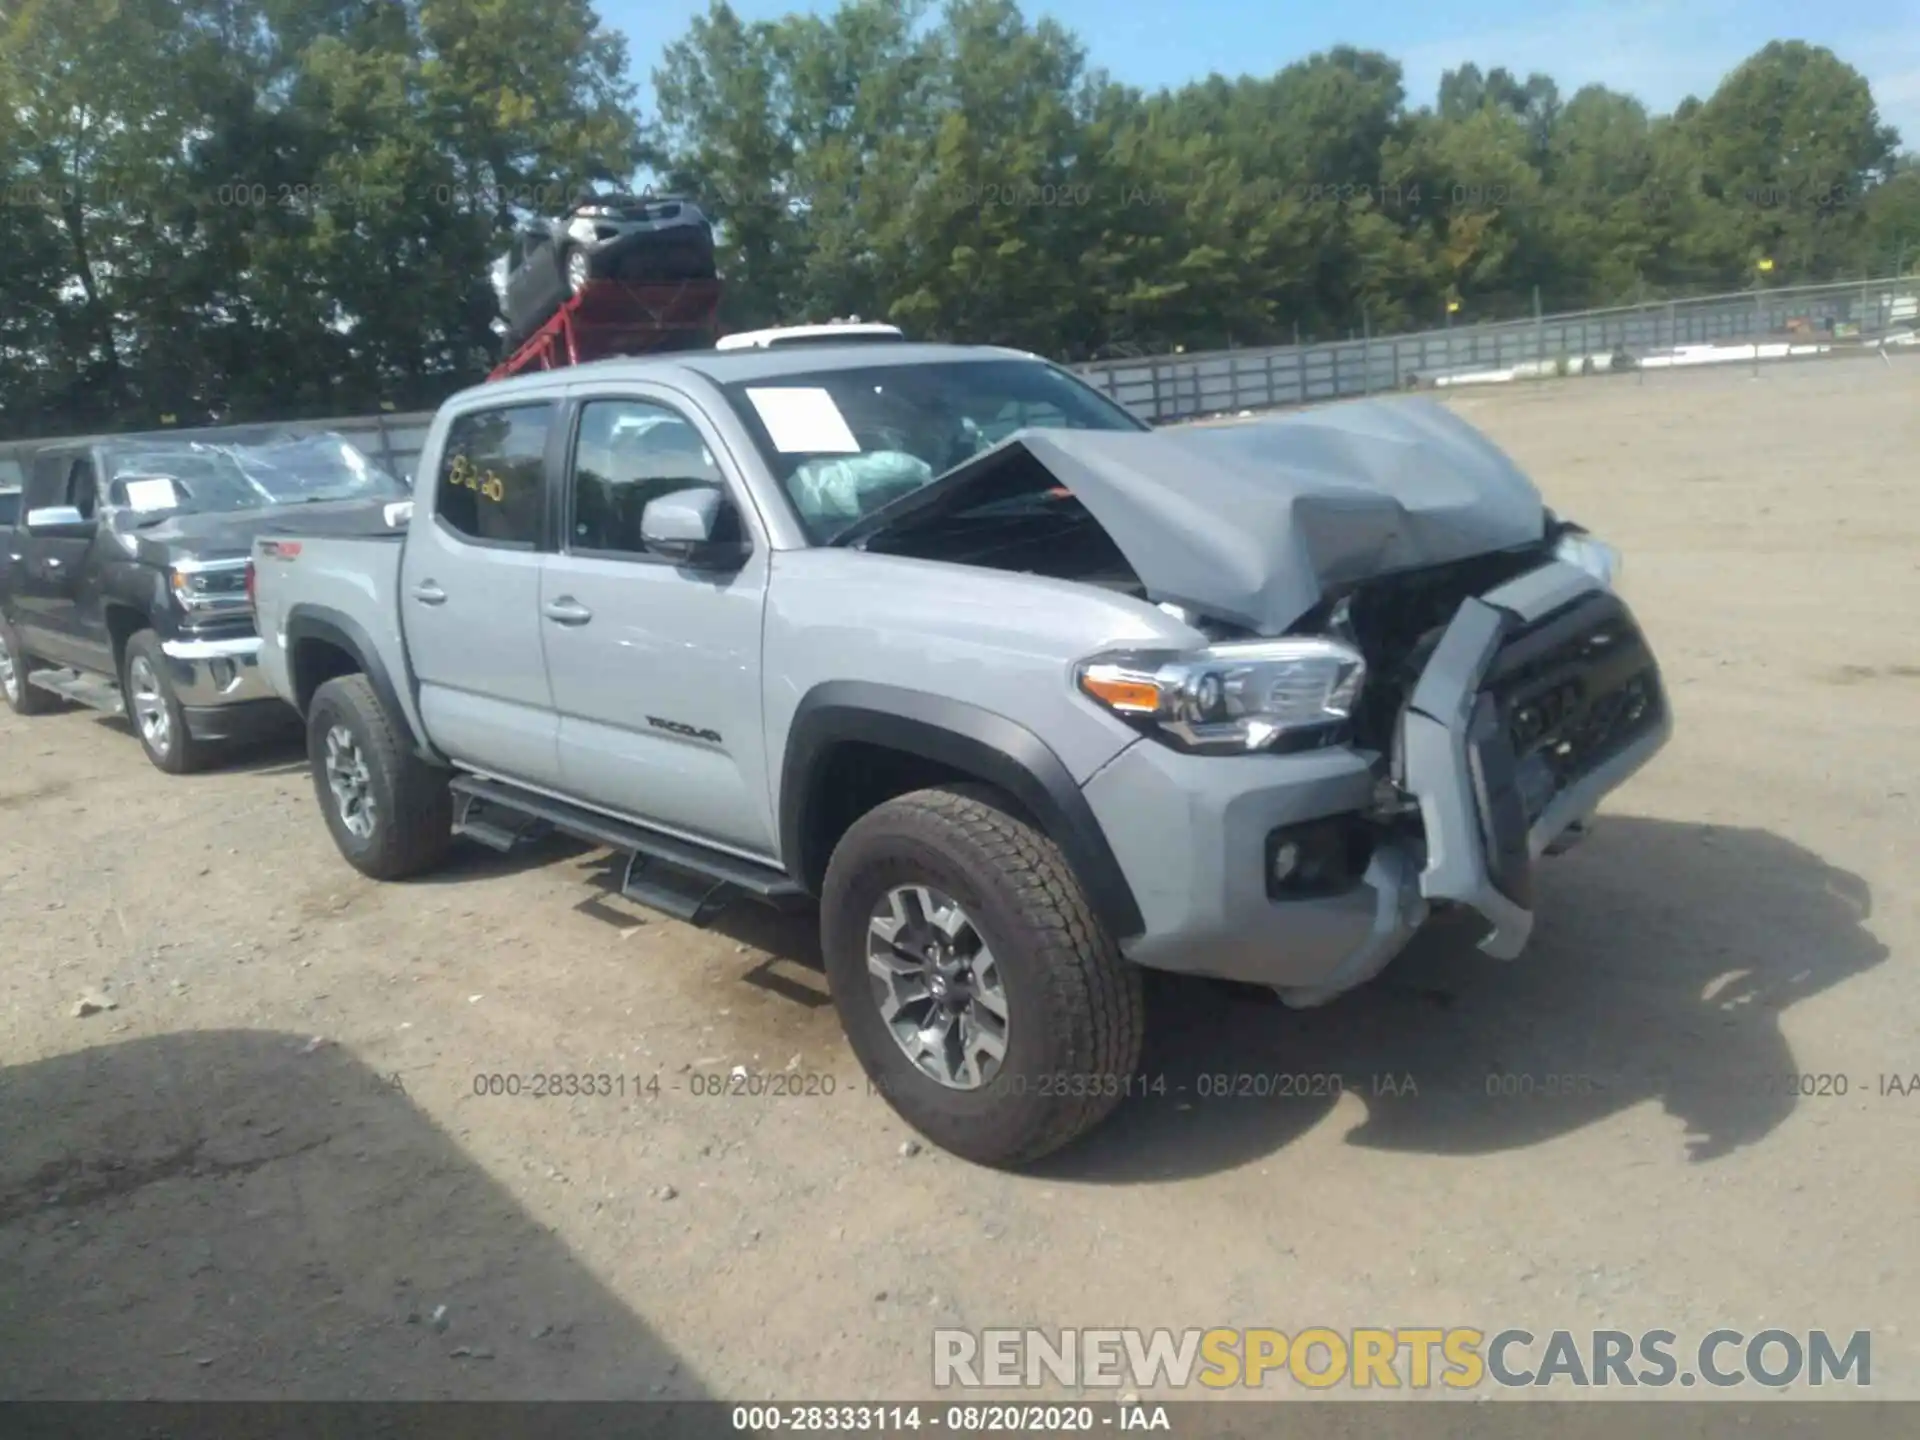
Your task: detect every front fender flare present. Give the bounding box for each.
[779,681,1144,942]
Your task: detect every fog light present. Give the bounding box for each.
[1265,818,1375,899]
[1270,840,1302,885]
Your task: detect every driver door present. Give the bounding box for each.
[540,386,777,858]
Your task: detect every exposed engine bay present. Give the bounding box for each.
[850,404,1662,905]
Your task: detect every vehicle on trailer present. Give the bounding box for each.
[497,191,717,349]
[0,431,409,772]
[247,342,1671,1167]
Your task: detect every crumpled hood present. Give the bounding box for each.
[870,396,1547,635]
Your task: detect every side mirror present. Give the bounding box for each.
[25,505,95,539]
[640,487,745,570]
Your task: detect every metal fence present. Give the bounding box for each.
[1076,275,1920,423]
[3,275,1915,487]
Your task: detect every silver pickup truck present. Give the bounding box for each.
[249,341,1671,1166]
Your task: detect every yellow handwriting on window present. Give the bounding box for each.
[447,453,506,502]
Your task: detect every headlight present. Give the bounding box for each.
[573,204,619,219]
[170,565,249,611]
[1075,637,1366,753]
[1554,530,1621,589]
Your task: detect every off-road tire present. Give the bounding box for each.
[124,630,213,774]
[0,616,58,716]
[307,673,453,880]
[820,784,1146,1168]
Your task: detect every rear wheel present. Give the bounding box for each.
[307,673,453,879]
[820,784,1145,1168]
[124,630,211,773]
[0,617,58,716]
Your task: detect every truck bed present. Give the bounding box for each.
[250,520,417,734]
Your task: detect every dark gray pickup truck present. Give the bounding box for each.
[250,342,1672,1166]
[0,432,408,771]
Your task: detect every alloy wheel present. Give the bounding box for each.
[324,724,378,840]
[866,884,1010,1091]
[127,654,170,755]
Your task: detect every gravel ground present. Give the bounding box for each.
[2,357,1916,1405]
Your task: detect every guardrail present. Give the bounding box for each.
[3,275,1914,484]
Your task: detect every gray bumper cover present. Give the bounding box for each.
[1397,561,1672,960]
[1084,559,1672,1000]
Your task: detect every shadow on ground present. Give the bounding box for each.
[364,809,1885,1185]
[87,713,308,776]
[0,1030,703,1401]
[1037,815,1885,1182]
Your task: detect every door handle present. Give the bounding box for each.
[45,556,62,569]
[543,597,593,626]
[411,580,447,605]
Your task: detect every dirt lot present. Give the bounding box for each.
[2,358,1916,1405]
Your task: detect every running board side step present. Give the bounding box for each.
[27,668,125,716]
[447,775,807,926]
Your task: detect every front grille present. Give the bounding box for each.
[1327,540,1558,751]
[1482,596,1663,823]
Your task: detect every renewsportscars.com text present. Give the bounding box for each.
[933,1327,1872,1390]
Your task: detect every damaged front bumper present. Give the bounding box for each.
[1081,560,1671,1002]
[1397,560,1670,961]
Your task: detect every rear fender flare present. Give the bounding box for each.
[284,606,440,764]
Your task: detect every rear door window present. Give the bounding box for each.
[433,405,552,548]
[27,452,70,510]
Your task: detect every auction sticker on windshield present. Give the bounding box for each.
[121,478,181,511]
[744,386,861,453]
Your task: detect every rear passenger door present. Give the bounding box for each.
[400,400,564,788]
[540,388,777,858]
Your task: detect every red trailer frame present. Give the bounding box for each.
[488,277,724,381]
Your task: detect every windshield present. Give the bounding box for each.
[100,433,407,522]
[719,358,1147,543]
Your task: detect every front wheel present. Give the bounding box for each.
[124,630,211,773]
[307,674,454,880]
[820,785,1145,1168]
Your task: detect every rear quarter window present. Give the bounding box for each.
[433,404,552,547]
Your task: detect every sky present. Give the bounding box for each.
[601,0,1920,152]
